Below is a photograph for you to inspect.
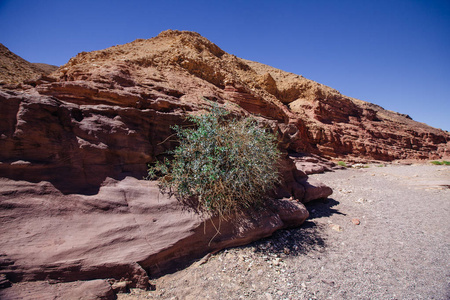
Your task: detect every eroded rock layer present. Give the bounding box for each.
[0,177,325,296]
[37,30,450,161]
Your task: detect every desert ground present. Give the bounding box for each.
[119,164,450,300]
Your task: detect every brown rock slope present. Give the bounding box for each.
[246,60,450,160]
[0,43,58,84]
[38,30,449,161]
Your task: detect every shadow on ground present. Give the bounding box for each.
[248,198,344,257]
[306,198,345,219]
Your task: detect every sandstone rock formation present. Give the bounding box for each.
[0,31,333,298]
[0,29,448,297]
[38,30,449,161]
[0,176,315,299]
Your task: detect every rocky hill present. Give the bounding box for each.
[0,43,58,84]
[0,30,448,298]
[38,30,450,161]
[0,31,333,298]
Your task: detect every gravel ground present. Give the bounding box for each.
[119,164,450,300]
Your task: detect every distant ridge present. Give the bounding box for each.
[0,43,58,84]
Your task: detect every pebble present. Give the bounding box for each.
[355,198,367,203]
[352,218,361,225]
[272,258,281,266]
[329,224,343,232]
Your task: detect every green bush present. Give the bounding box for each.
[337,161,347,167]
[148,105,281,217]
[431,160,450,165]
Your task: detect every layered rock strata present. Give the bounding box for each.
[0,176,329,298]
[38,30,450,161]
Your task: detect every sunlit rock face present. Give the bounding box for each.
[0,30,448,298]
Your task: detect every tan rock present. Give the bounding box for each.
[330,224,343,232]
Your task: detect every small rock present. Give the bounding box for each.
[283,247,290,255]
[329,224,343,232]
[10,160,31,166]
[196,253,211,266]
[111,281,129,293]
[355,198,367,203]
[272,258,281,266]
[321,279,335,286]
[352,218,360,225]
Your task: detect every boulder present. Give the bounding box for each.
[0,176,312,290]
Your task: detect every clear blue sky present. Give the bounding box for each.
[1,0,449,131]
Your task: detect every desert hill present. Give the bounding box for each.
[42,30,450,161]
[31,62,59,75]
[0,43,58,84]
[1,29,449,191]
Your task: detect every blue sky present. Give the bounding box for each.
[1,0,449,131]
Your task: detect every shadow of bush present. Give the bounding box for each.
[248,197,344,256]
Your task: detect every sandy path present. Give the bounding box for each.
[119,165,450,299]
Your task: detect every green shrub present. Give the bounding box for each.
[337,161,347,167]
[431,160,450,165]
[148,104,281,217]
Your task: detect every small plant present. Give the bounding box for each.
[148,104,281,217]
[431,160,450,165]
[337,161,347,167]
[351,163,370,169]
